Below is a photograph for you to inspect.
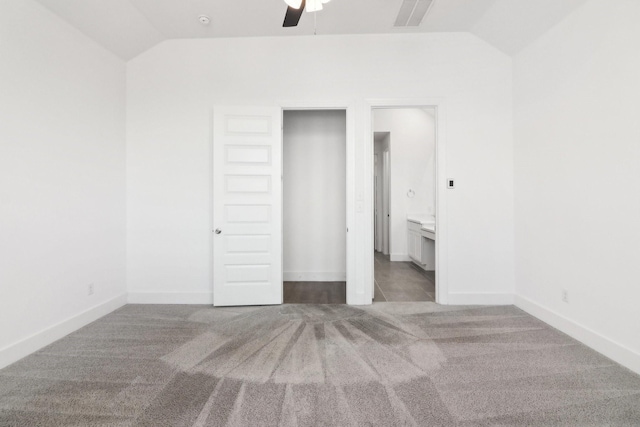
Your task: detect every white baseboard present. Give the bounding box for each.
[515,295,640,376]
[127,292,213,305]
[283,272,346,282]
[447,292,515,305]
[0,294,127,370]
[390,254,410,262]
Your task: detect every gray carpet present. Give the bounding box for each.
[1,303,639,426]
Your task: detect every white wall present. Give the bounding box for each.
[373,108,435,261]
[0,0,127,367]
[514,0,640,373]
[283,110,346,282]
[126,32,514,305]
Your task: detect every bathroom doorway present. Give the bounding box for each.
[282,110,347,304]
[372,108,436,302]
[374,136,391,256]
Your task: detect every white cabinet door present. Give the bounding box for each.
[408,232,414,260]
[212,107,282,306]
[408,230,419,262]
[408,221,422,263]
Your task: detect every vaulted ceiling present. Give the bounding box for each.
[33,0,589,60]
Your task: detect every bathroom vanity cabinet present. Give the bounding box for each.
[407,216,436,271]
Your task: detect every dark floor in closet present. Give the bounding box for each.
[283,282,346,304]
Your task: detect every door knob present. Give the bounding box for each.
[214,229,222,234]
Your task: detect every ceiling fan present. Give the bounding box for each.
[282,0,331,27]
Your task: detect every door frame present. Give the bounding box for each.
[209,102,355,306]
[373,152,379,252]
[365,99,448,304]
[279,100,356,304]
[382,147,390,256]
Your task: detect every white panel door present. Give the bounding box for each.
[213,107,282,306]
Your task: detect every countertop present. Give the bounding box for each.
[407,214,435,228]
[420,223,435,233]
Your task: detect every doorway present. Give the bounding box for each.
[282,110,347,304]
[372,108,437,302]
[374,134,391,256]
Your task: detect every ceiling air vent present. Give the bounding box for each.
[394,0,434,27]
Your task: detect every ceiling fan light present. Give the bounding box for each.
[284,0,303,9]
[306,0,323,12]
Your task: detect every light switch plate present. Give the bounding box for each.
[447,179,455,189]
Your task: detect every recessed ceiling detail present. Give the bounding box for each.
[394,0,434,27]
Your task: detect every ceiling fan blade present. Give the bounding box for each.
[283,0,305,27]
